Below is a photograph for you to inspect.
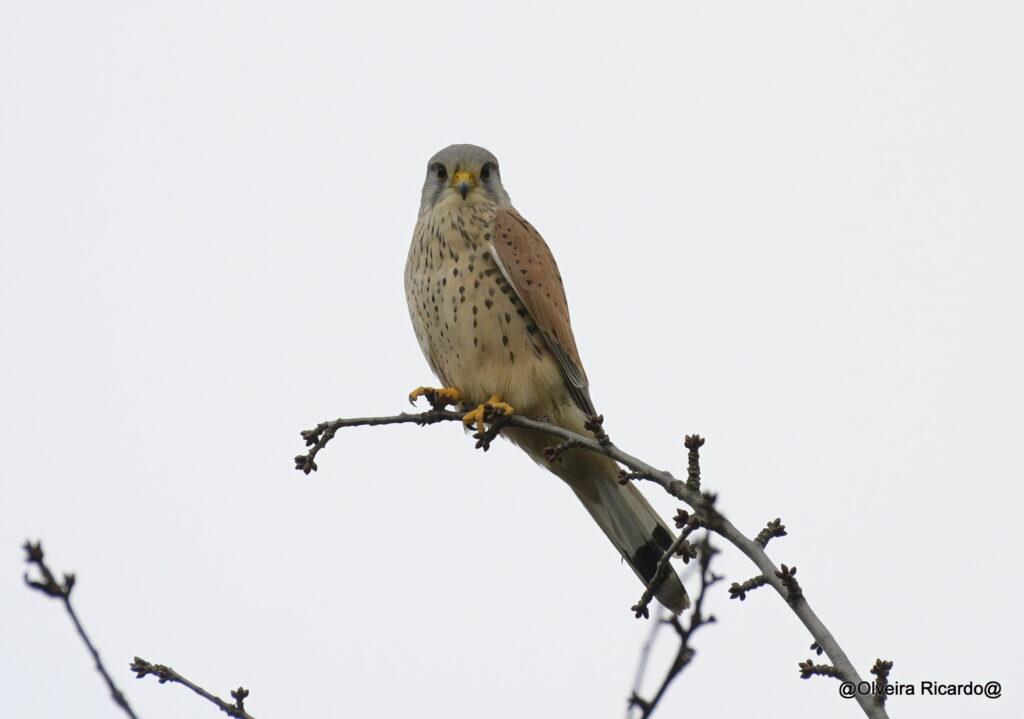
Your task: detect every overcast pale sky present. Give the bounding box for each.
[2,2,1022,718]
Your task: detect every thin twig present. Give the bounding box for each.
[630,537,720,719]
[617,468,654,484]
[871,659,894,707]
[630,515,703,619]
[729,574,770,601]
[754,518,788,547]
[131,658,256,719]
[684,434,704,491]
[23,541,140,719]
[627,604,667,719]
[295,409,456,473]
[296,406,890,719]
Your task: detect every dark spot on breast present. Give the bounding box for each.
[472,305,478,315]
[459,286,465,294]
[484,299,493,309]
[502,335,509,346]
[509,351,515,363]
[474,279,480,288]
[504,312,511,322]
[517,308,528,317]
[453,268,459,276]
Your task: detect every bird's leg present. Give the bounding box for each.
[408,386,463,409]
[462,394,515,434]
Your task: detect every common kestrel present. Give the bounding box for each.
[405,144,688,612]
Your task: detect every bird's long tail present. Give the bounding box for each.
[508,423,690,613]
[566,455,690,613]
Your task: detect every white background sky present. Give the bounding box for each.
[2,2,1022,718]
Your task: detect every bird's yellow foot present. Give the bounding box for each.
[408,386,463,408]
[462,394,515,434]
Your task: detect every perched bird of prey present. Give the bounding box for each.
[405,144,688,612]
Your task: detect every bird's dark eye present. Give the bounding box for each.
[433,164,447,181]
[480,163,495,181]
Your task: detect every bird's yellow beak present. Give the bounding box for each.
[453,171,475,199]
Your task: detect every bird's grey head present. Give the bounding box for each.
[420,144,512,213]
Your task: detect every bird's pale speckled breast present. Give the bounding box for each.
[405,202,563,416]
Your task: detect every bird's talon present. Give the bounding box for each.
[408,386,462,408]
[462,395,515,433]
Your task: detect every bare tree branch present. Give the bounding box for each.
[131,658,256,719]
[23,540,140,719]
[627,604,669,719]
[296,405,892,719]
[628,536,720,719]
[24,540,258,719]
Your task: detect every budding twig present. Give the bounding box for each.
[754,518,788,547]
[799,658,844,680]
[544,438,584,462]
[729,575,770,601]
[131,657,256,719]
[629,538,720,719]
[584,414,612,446]
[23,541,140,719]
[617,468,654,484]
[871,659,895,706]
[684,434,704,491]
[776,564,803,601]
